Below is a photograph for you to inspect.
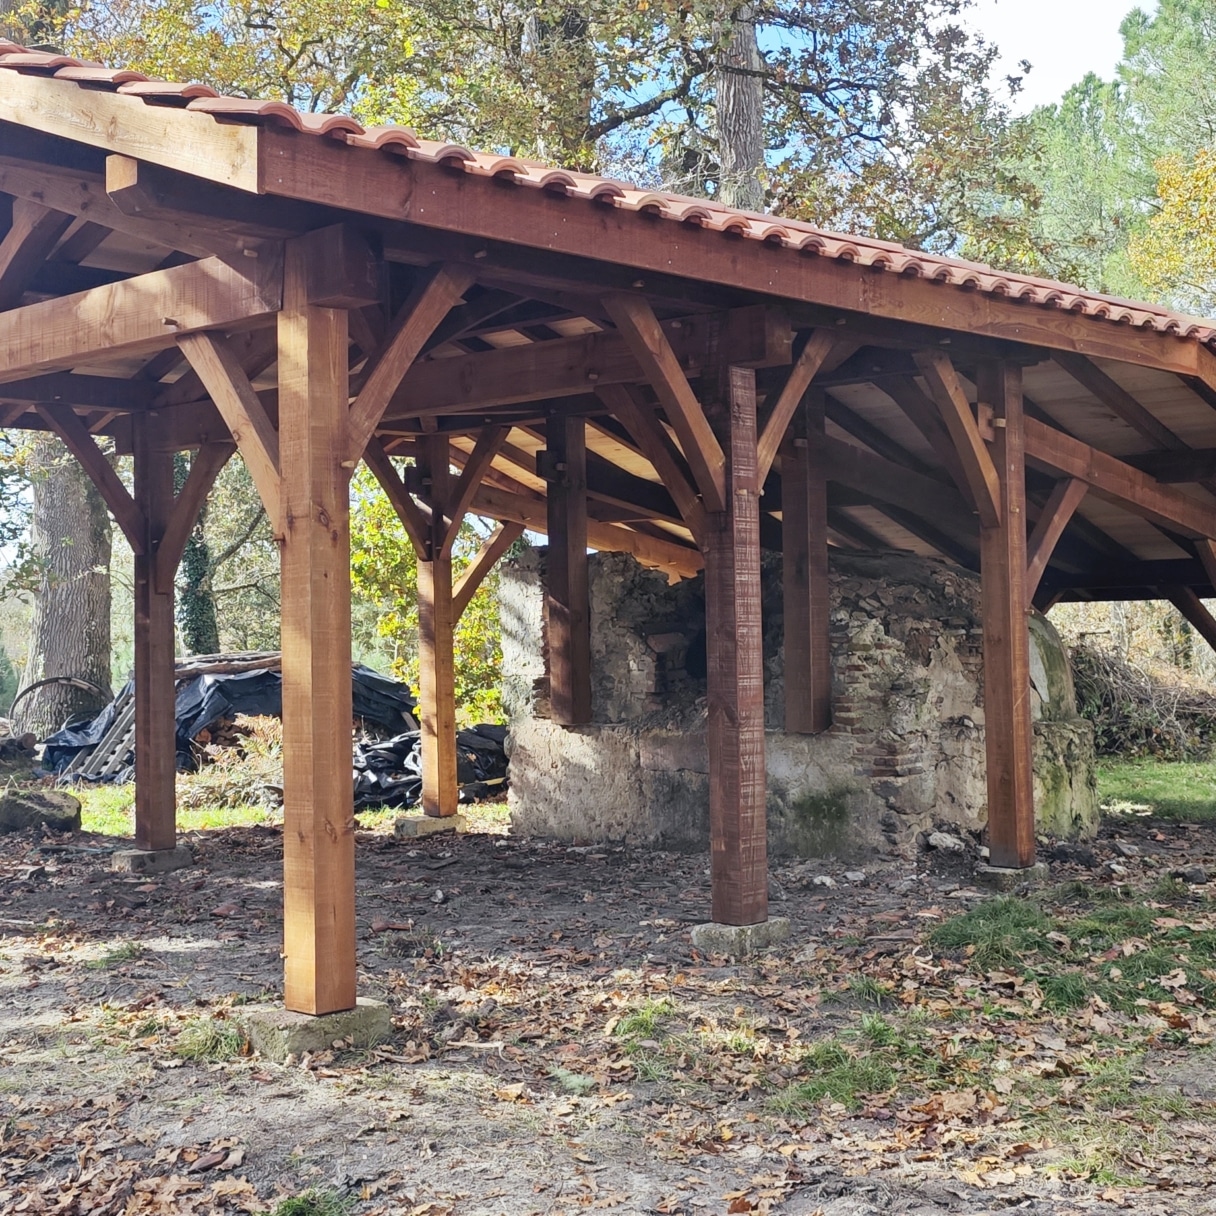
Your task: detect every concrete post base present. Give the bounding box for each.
[111,845,193,874]
[975,862,1050,891]
[393,813,468,839]
[690,917,790,959]
[233,997,392,1062]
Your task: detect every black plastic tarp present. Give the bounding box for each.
[352,724,510,809]
[43,662,419,777]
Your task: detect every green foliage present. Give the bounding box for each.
[172,1018,246,1061]
[349,465,511,723]
[269,1190,352,1216]
[29,0,1036,258]
[173,451,221,656]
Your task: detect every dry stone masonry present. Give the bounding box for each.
[502,549,1098,856]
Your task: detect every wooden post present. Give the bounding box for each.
[781,389,831,734]
[704,366,768,925]
[278,239,356,1015]
[977,362,1036,870]
[132,416,177,853]
[417,433,459,817]
[545,414,591,725]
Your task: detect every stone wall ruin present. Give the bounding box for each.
[500,548,1099,857]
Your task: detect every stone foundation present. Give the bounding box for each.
[502,549,1098,856]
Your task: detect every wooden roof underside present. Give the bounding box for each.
[3,65,1216,602]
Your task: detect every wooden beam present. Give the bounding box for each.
[0,71,261,191]
[756,329,836,483]
[362,436,432,558]
[471,482,703,578]
[34,404,147,552]
[602,292,727,513]
[0,372,160,412]
[439,425,507,558]
[1164,585,1216,655]
[1024,417,1216,539]
[380,306,788,422]
[131,415,178,853]
[346,264,475,464]
[597,383,705,544]
[545,416,592,725]
[1196,538,1216,591]
[881,374,977,504]
[977,362,1035,870]
[705,365,768,924]
[416,434,459,817]
[453,522,525,620]
[177,331,283,536]
[0,253,282,384]
[0,199,73,311]
[155,441,236,593]
[914,350,1001,528]
[1130,447,1216,484]
[258,129,1214,376]
[781,390,831,733]
[1025,477,1088,608]
[1053,351,1185,452]
[278,239,356,1016]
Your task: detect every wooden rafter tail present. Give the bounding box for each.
[1025,477,1088,609]
[154,441,237,594]
[601,291,727,514]
[913,349,1001,529]
[34,404,148,553]
[597,383,706,546]
[755,328,836,484]
[177,331,283,537]
[345,263,476,466]
[453,522,525,620]
[362,435,430,558]
[439,425,508,559]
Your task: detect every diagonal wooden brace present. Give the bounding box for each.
[154,441,236,594]
[602,292,726,514]
[178,331,283,537]
[345,264,475,466]
[34,403,148,552]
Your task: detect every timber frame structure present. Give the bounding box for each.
[6,44,1216,1013]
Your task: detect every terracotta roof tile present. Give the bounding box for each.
[1,40,1213,347]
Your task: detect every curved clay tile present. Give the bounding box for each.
[293,112,365,138]
[615,190,671,215]
[52,66,149,84]
[578,181,627,203]
[3,51,95,71]
[463,154,527,180]
[668,203,715,226]
[531,170,579,194]
[752,222,792,245]
[185,96,306,128]
[117,80,220,100]
[409,140,477,166]
[346,126,420,153]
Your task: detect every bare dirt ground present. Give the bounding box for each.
[1,811,1214,1215]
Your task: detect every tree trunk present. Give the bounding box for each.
[716,6,765,212]
[173,451,221,655]
[14,436,113,736]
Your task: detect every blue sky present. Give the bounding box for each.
[966,0,1159,112]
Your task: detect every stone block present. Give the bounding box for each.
[690,917,790,959]
[234,997,392,1062]
[0,789,80,835]
[111,845,193,874]
[974,862,1050,892]
[393,813,468,839]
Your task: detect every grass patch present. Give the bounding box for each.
[172,1018,246,1061]
[269,1191,352,1216]
[929,897,1050,970]
[77,783,278,835]
[613,998,676,1042]
[773,1038,896,1113]
[1097,758,1216,821]
[87,940,146,969]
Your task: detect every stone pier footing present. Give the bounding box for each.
[393,813,468,839]
[974,862,1050,891]
[690,917,791,959]
[111,845,193,874]
[234,998,393,1062]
